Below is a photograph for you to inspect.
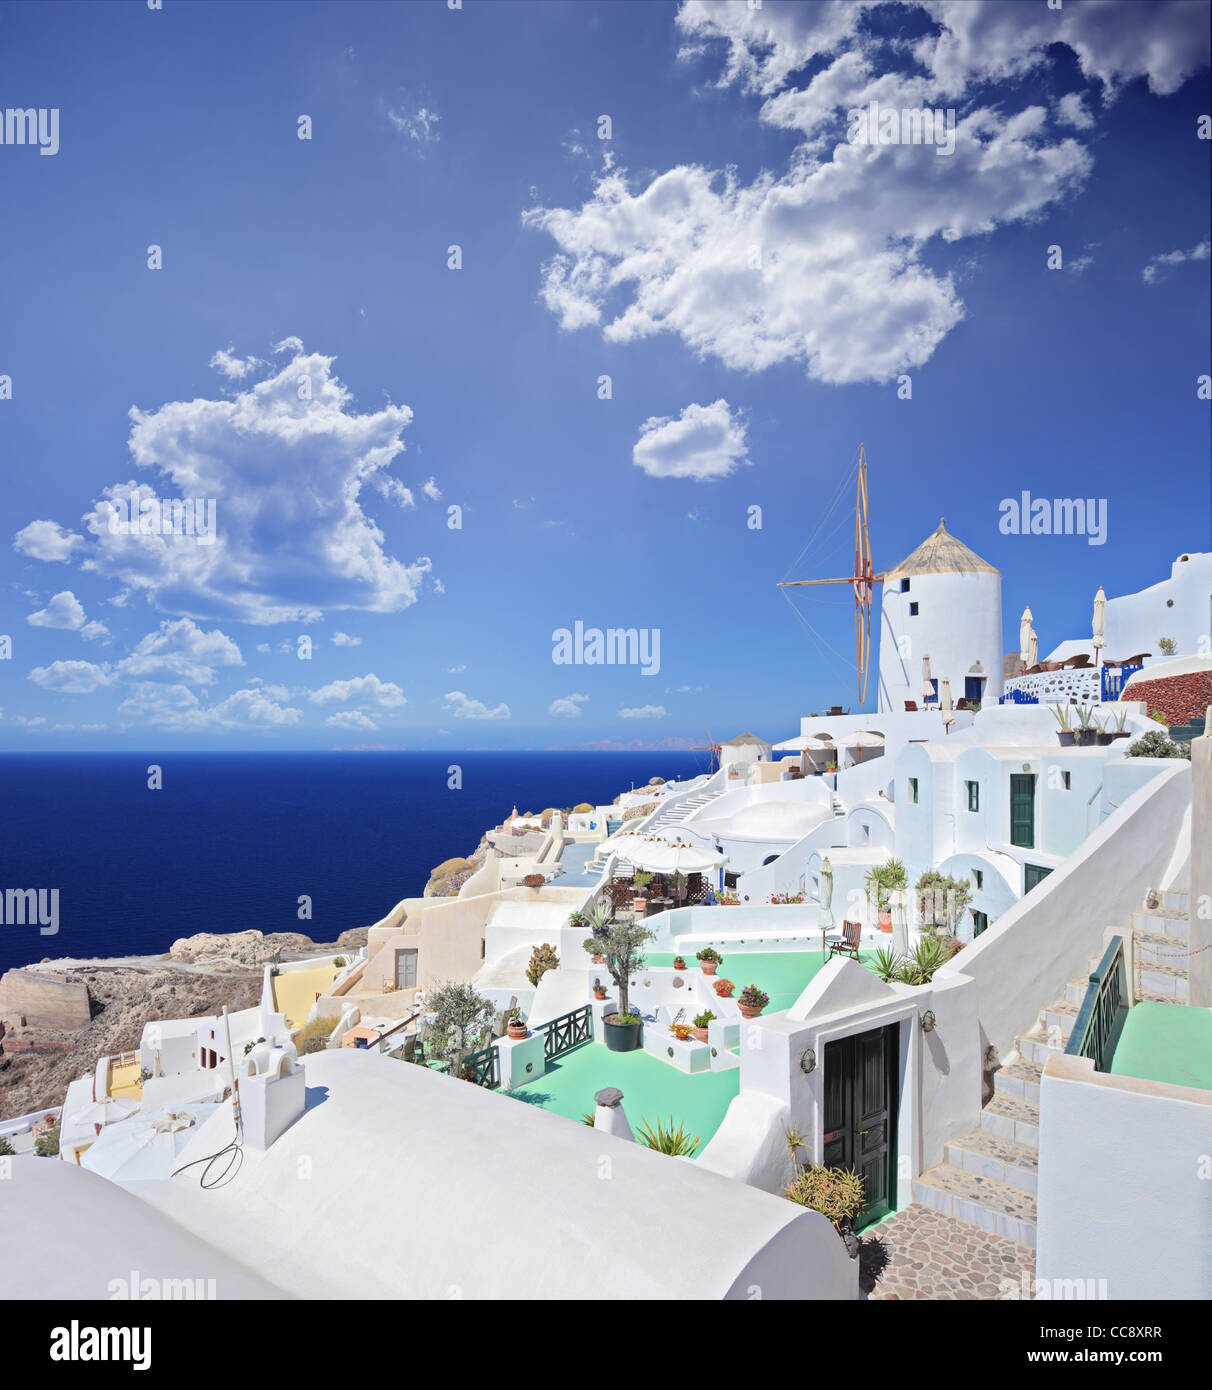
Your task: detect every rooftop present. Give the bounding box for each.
[1111,1001,1212,1092]
[884,518,1000,581]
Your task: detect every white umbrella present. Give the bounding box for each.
[1092,586,1106,666]
[80,1104,219,1191]
[820,857,834,929]
[921,654,934,705]
[1019,607,1033,672]
[939,676,954,733]
[1027,626,1038,669]
[602,831,670,864]
[844,729,884,764]
[626,839,729,875]
[75,1096,139,1131]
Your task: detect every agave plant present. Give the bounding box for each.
[784,1164,867,1234]
[1050,703,1072,731]
[1075,703,1099,730]
[898,935,952,985]
[867,946,904,983]
[635,1115,701,1157]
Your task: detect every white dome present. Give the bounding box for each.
[729,801,831,840]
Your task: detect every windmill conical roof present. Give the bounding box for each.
[884,519,1000,581]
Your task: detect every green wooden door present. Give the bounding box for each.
[1024,863,1053,893]
[823,1025,898,1225]
[1010,773,1036,848]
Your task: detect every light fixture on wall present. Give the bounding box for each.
[920,1010,937,1033]
[800,1047,817,1074]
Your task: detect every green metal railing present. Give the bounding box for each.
[460,1043,500,1088]
[538,1004,593,1062]
[1066,935,1126,1072]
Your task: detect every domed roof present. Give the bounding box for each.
[884,519,1000,581]
[730,800,831,839]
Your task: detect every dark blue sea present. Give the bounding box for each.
[0,752,705,976]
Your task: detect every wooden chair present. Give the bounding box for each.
[825,919,862,961]
[904,700,918,711]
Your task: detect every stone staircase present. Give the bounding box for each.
[910,886,1192,1250]
[645,785,722,833]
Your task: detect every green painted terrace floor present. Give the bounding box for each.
[647,948,875,1014]
[1111,1000,1212,1092]
[509,1041,741,1149]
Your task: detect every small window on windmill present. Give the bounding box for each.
[901,578,911,592]
[909,602,919,616]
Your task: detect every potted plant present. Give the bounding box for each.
[696,946,722,975]
[713,977,735,998]
[1095,718,1115,747]
[692,1009,715,1042]
[737,983,769,1019]
[522,872,545,888]
[1109,706,1131,741]
[592,977,607,1001]
[1051,703,1075,747]
[784,1164,867,1259]
[865,858,907,933]
[1073,704,1099,747]
[669,1021,694,1042]
[672,955,687,971]
[597,917,655,1052]
[580,905,612,964]
[505,1007,528,1041]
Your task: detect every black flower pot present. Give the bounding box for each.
[1096,732,1114,746]
[1057,731,1076,746]
[603,1016,642,1052]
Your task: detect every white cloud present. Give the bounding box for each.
[28,660,115,694]
[14,520,84,564]
[445,664,466,674]
[256,643,271,653]
[209,347,264,380]
[331,631,362,646]
[117,682,302,730]
[325,710,378,731]
[28,591,86,630]
[421,476,442,501]
[618,704,668,719]
[387,105,440,145]
[1142,240,1210,285]
[549,692,590,718]
[309,674,406,708]
[1054,92,1094,130]
[633,400,749,481]
[369,475,416,510]
[443,690,511,720]
[81,620,111,642]
[527,0,1207,386]
[32,345,432,625]
[116,617,243,686]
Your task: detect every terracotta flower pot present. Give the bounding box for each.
[507,1022,527,1040]
[738,1003,763,1019]
[593,989,607,1001]
[592,954,604,964]
[878,910,893,934]
[700,960,718,975]
[692,1026,708,1043]
[673,958,686,971]
[713,981,734,998]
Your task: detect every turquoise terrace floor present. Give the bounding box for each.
[510,947,876,1144]
[1111,1000,1212,1091]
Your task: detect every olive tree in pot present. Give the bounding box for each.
[596,918,655,1052]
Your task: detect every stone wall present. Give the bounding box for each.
[0,971,92,1030]
[1002,668,1101,704]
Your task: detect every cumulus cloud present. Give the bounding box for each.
[526,0,1207,385]
[308,674,406,708]
[633,400,749,481]
[116,618,243,686]
[368,475,416,510]
[28,660,115,694]
[14,520,84,564]
[28,591,86,630]
[1142,240,1210,284]
[443,690,511,720]
[1054,91,1094,130]
[209,347,264,380]
[618,704,668,719]
[331,631,362,646]
[26,346,432,625]
[421,476,442,501]
[325,710,378,731]
[548,692,590,718]
[116,682,302,731]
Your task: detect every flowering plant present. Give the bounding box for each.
[738,983,769,1010]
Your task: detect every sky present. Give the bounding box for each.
[1,0,1209,751]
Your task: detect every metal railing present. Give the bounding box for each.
[1101,662,1142,701]
[459,1043,500,1088]
[1066,935,1126,1072]
[537,1004,593,1062]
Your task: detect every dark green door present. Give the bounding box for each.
[1024,863,1053,893]
[1010,773,1036,848]
[823,1025,897,1224]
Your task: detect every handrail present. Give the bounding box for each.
[1066,934,1126,1071]
[535,1003,593,1062]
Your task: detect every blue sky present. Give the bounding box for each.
[1,0,1208,750]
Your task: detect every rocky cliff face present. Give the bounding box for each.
[167,926,366,968]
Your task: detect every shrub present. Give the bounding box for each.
[35,1125,61,1158]
[1127,729,1191,759]
[573,802,594,814]
[636,1116,700,1157]
[738,983,769,1010]
[525,942,560,987]
[333,956,345,968]
[692,1010,716,1029]
[294,1016,335,1049]
[430,857,474,880]
[865,858,907,909]
[785,1164,866,1234]
[425,980,496,1078]
[1158,637,1177,655]
[898,935,952,985]
[0,1135,14,1157]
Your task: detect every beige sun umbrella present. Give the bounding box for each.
[1027,625,1038,669]
[844,730,885,764]
[921,654,934,705]
[1092,586,1106,667]
[939,676,954,733]
[820,856,835,929]
[1019,607,1033,672]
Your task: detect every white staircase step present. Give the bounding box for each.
[1134,906,1189,940]
[911,1164,1036,1248]
[1041,998,1078,1039]
[945,1129,1039,1194]
[981,1093,1040,1148]
[993,1058,1042,1104]
[1016,1026,1066,1065]
[1160,890,1189,912]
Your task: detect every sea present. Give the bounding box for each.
[0,751,706,977]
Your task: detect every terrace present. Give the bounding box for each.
[1110,1000,1212,1092]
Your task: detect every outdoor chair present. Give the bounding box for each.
[825,919,863,961]
[903,700,918,711]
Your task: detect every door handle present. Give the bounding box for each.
[859,1129,870,1136]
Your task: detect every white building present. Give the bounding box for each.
[878,519,1003,714]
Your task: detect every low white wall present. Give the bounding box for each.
[937,760,1192,1057]
[1036,1054,1212,1298]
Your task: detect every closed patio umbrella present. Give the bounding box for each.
[939,676,954,733]
[1027,626,1038,669]
[820,856,834,929]
[1019,607,1033,673]
[921,654,934,705]
[1092,586,1106,667]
